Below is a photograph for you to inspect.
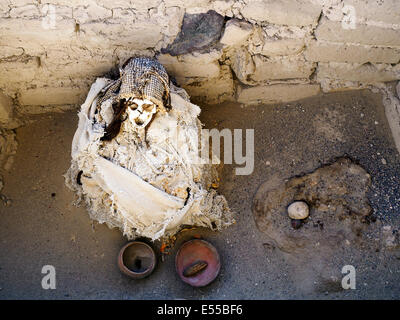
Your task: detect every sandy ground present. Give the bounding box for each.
[0,89,399,299]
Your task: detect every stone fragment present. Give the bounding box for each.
[229,48,254,85]
[305,40,400,64]
[248,26,306,56]
[9,5,40,19]
[326,0,400,25]
[73,3,112,24]
[315,17,400,47]
[79,22,163,49]
[161,10,224,56]
[260,39,305,56]
[158,51,221,79]
[0,91,13,124]
[288,201,309,220]
[251,55,315,82]
[220,19,253,46]
[241,0,322,26]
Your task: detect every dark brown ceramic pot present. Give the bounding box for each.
[118,241,156,279]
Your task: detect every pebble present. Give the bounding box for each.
[288,201,309,220]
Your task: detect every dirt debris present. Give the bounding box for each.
[253,158,373,254]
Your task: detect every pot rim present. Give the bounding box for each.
[118,241,156,278]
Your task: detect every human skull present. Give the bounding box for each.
[126,98,157,128]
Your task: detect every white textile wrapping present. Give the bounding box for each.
[65,78,234,240]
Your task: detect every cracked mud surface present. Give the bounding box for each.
[0,89,400,299]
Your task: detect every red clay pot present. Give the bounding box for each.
[175,239,220,287]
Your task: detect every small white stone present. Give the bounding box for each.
[287,201,309,220]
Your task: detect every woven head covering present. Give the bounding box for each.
[97,56,171,112]
[119,56,170,110]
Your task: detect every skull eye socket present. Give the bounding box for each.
[128,102,138,110]
[142,104,155,112]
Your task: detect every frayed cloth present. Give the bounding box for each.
[65,77,234,240]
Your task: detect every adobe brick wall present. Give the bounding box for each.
[1,0,400,122]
